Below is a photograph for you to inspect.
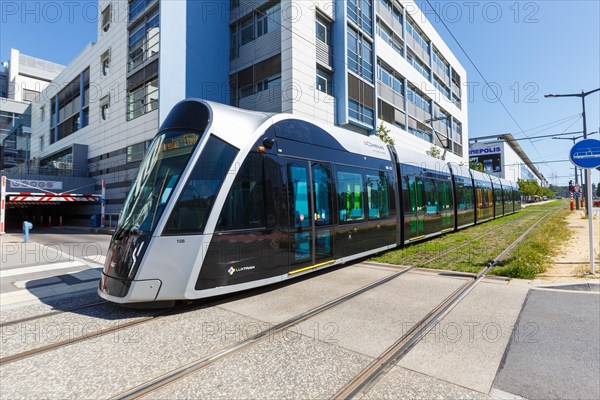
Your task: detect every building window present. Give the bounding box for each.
[406,17,429,54]
[316,67,332,94]
[126,141,151,163]
[432,49,450,78]
[40,106,45,122]
[50,68,90,144]
[407,85,431,114]
[102,4,111,32]
[101,50,111,76]
[376,21,403,57]
[100,95,110,121]
[347,27,373,83]
[380,0,403,24]
[378,99,405,129]
[348,99,374,126]
[316,16,331,45]
[128,6,159,71]
[433,76,450,100]
[230,54,281,106]
[377,63,403,94]
[347,0,373,36]
[129,0,157,22]
[39,136,44,152]
[22,89,38,102]
[407,50,430,80]
[127,78,158,120]
[230,2,281,58]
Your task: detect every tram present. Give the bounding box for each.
[99,100,520,305]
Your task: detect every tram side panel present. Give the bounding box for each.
[399,163,455,243]
[198,152,290,290]
[453,175,476,229]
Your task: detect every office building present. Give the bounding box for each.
[28,0,469,213]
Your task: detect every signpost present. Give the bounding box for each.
[569,139,600,275]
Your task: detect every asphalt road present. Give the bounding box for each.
[493,288,600,399]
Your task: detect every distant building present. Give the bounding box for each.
[28,0,469,214]
[1,50,63,170]
[4,49,65,102]
[469,134,547,186]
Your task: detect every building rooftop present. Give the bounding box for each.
[469,133,546,182]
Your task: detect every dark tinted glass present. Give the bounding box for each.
[164,136,238,235]
[216,153,265,231]
[337,168,365,223]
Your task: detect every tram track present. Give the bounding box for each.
[106,209,555,400]
[0,207,554,377]
[0,300,108,329]
[331,209,554,399]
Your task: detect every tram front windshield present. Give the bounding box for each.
[116,131,201,235]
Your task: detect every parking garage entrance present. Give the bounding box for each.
[0,175,104,233]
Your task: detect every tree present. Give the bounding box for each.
[596,183,600,197]
[517,179,555,198]
[375,122,394,146]
[425,145,443,159]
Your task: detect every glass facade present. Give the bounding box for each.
[348,0,373,36]
[348,99,374,126]
[50,68,90,144]
[348,27,373,82]
[128,6,159,71]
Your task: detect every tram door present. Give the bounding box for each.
[286,159,334,271]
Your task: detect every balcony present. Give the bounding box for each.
[406,35,429,66]
[377,81,404,111]
[432,63,450,83]
[407,101,431,123]
[231,29,281,71]
[376,2,403,35]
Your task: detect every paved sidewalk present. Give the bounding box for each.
[0,233,104,307]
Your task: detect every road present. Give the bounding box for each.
[0,228,111,306]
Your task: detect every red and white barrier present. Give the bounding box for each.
[0,176,6,235]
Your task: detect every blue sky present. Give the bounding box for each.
[1,0,598,186]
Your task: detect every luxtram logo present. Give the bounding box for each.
[228,266,236,275]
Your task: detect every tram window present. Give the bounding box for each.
[337,169,365,222]
[439,180,453,211]
[289,164,310,229]
[423,179,439,215]
[366,173,389,219]
[216,153,265,231]
[312,164,333,226]
[164,137,238,235]
[455,181,465,210]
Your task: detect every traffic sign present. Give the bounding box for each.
[569,139,600,169]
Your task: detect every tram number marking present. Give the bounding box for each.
[177,239,186,244]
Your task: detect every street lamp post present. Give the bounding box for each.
[545,88,600,214]
[546,88,600,276]
[424,116,452,160]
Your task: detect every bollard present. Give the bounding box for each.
[23,221,33,243]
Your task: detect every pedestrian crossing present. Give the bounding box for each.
[0,260,103,307]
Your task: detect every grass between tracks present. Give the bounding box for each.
[371,200,570,279]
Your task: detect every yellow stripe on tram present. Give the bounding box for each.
[409,235,426,241]
[289,260,335,275]
[441,228,454,233]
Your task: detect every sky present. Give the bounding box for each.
[1,0,599,186]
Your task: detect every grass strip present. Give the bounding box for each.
[489,207,571,279]
[370,200,564,279]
